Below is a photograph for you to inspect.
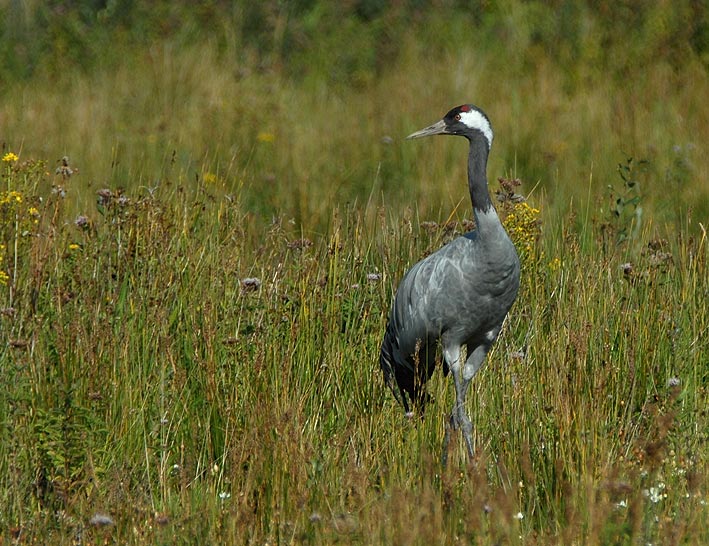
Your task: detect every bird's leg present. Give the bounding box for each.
[459,345,489,457]
[442,346,465,464]
[441,413,454,467]
[451,366,475,458]
[445,344,489,460]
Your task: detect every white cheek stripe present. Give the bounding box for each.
[460,110,493,147]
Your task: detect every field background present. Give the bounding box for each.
[0,1,707,544]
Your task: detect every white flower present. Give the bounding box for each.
[513,512,524,520]
[219,492,231,500]
[89,513,114,526]
[643,486,664,503]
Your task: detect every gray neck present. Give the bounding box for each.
[467,137,501,234]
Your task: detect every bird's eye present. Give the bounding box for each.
[455,114,461,121]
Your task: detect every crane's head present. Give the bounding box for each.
[406,104,493,148]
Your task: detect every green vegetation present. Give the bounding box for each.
[1,2,707,544]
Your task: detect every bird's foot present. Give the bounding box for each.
[458,411,475,458]
[442,411,475,465]
[449,409,475,458]
[441,413,457,467]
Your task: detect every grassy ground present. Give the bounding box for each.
[0,151,706,544]
[1,3,708,544]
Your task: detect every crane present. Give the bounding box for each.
[380,104,520,462]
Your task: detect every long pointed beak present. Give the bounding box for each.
[406,119,448,139]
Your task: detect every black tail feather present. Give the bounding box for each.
[380,322,435,415]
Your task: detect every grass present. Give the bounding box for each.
[0,4,708,543]
[2,29,708,229]
[0,152,706,544]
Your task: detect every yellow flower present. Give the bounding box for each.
[203,172,218,185]
[69,243,81,251]
[503,200,542,259]
[0,190,23,206]
[2,152,18,163]
[257,131,275,143]
[0,244,6,285]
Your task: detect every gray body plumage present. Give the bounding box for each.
[380,104,520,460]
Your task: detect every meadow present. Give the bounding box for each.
[0,2,708,544]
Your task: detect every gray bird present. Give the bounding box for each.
[380,104,520,461]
